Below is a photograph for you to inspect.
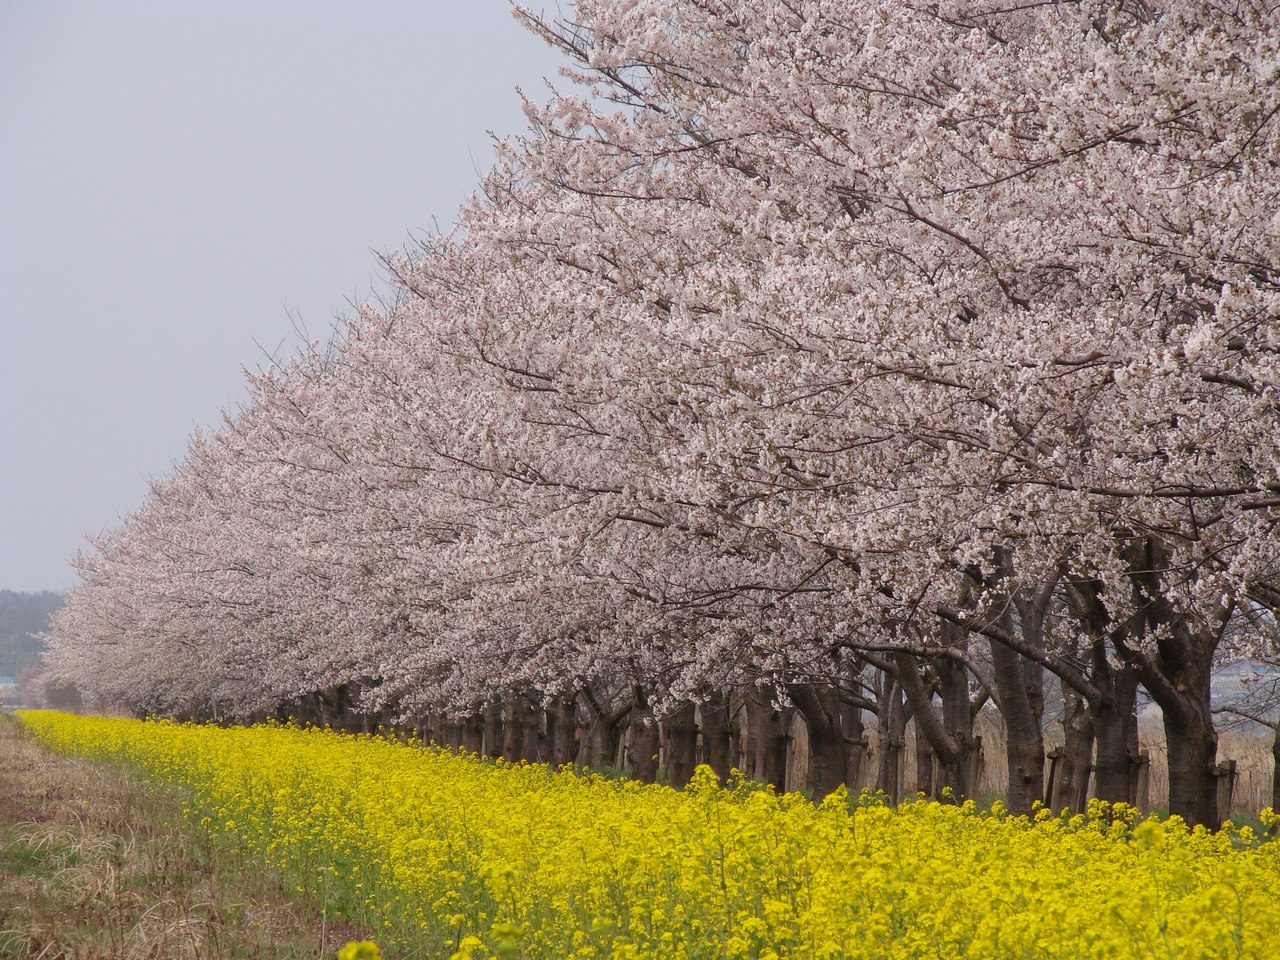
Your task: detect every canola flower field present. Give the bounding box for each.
[16,710,1280,960]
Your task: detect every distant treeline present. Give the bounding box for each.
[0,590,63,679]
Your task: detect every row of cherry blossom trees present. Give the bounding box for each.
[45,0,1278,826]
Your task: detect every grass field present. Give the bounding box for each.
[13,709,1280,960]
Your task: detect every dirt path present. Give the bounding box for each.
[0,713,324,959]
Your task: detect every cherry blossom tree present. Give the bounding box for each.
[45,0,1278,824]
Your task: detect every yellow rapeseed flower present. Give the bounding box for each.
[17,709,1280,960]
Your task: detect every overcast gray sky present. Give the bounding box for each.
[1,1,569,593]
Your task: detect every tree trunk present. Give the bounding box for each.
[661,701,699,788]
[1120,537,1227,827]
[745,686,789,791]
[460,714,484,755]
[990,638,1044,816]
[628,686,660,783]
[1065,607,1140,805]
[1270,723,1280,833]
[787,683,848,799]
[502,695,541,763]
[318,684,350,729]
[875,676,908,802]
[895,649,978,801]
[441,718,463,749]
[482,702,504,759]
[544,695,577,766]
[501,696,524,762]
[418,712,440,746]
[841,698,868,792]
[935,648,982,800]
[1056,685,1094,811]
[1160,672,1219,827]
[582,715,619,769]
[1164,702,1219,827]
[699,689,733,782]
[1091,671,1138,805]
[581,693,630,770]
[915,725,934,796]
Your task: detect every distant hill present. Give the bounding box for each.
[0,589,63,682]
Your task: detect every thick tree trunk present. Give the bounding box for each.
[1121,537,1226,827]
[914,726,934,796]
[990,638,1044,816]
[745,686,789,791]
[787,683,848,799]
[841,698,868,792]
[502,695,541,763]
[544,696,577,766]
[875,677,908,802]
[895,649,979,801]
[661,701,699,788]
[482,702,504,759]
[582,716,619,769]
[627,687,660,783]
[1271,723,1280,827]
[460,713,485,755]
[699,689,733,782]
[1065,608,1139,805]
[1269,727,1280,829]
[935,650,978,799]
[581,694,630,770]
[441,718,463,749]
[1091,678,1138,804]
[418,712,440,746]
[501,696,524,762]
[1056,685,1094,811]
[1162,682,1220,827]
[318,684,351,729]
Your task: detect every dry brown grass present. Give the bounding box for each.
[0,712,332,960]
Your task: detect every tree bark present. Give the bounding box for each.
[502,695,541,763]
[841,697,868,791]
[661,701,699,787]
[989,637,1045,816]
[627,686,660,783]
[1270,722,1280,832]
[745,686,789,790]
[787,682,848,799]
[441,718,463,749]
[1120,537,1227,826]
[418,712,440,747]
[699,689,733,782]
[544,695,577,766]
[460,713,485,755]
[875,675,908,802]
[1158,664,1219,826]
[1056,684,1094,811]
[579,690,631,770]
[482,701,504,759]
[980,557,1047,816]
[895,649,980,800]
[914,724,934,796]
[937,654,980,800]
[1063,581,1141,805]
